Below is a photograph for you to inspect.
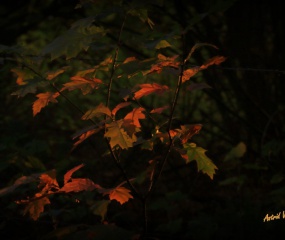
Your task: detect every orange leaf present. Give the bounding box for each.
[124,107,145,128]
[111,102,131,117]
[182,67,200,83]
[82,103,111,120]
[32,92,60,116]
[61,76,103,95]
[64,164,85,185]
[180,124,202,144]
[134,83,169,99]
[200,56,226,70]
[60,178,98,193]
[38,170,59,193]
[105,186,133,205]
[145,54,179,75]
[23,193,50,220]
[150,105,169,114]
[72,127,103,150]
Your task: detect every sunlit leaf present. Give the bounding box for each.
[111,102,131,117]
[104,120,136,149]
[72,127,103,150]
[133,83,169,99]
[11,68,35,85]
[32,92,60,116]
[39,169,59,193]
[155,40,171,49]
[179,124,202,144]
[182,67,200,83]
[46,67,68,80]
[150,105,169,114]
[60,178,98,193]
[82,103,111,120]
[183,142,218,179]
[124,107,145,128]
[64,164,85,185]
[102,185,133,205]
[61,76,103,95]
[200,56,226,70]
[23,193,50,220]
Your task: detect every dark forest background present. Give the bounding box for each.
[0,0,285,239]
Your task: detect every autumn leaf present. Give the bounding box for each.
[183,142,218,179]
[124,107,145,128]
[72,127,103,150]
[38,169,59,193]
[103,186,133,205]
[133,83,169,99]
[144,54,179,75]
[150,105,169,114]
[46,67,68,80]
[60,178,99,193]
[104,120,136,149]
[61,76,103,95]
[184,43,218,63]
[179,124,202,144]
[23,193,50,220]
[33,92,60,116]
[82,103,112,120]
[200,56,226,70]
[182,67,200,83]
[64,164,85,185]
[111,102,131,117]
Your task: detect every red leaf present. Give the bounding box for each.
[133,83,169,99]
[124,107,145,128]
[38,170,59,193]
[60,178,98,193]
[200,56,226,70]
[64,164,85,185]
[111,102,131,117]
[103,186,133,205]
[61,76,103,95]
[145,54,179,75]
[150,105,169,114]
[23,193,50,221]
[33,92,60,116]
[179,124,202,144]
[182,67,200,83]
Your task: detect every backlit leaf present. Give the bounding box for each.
[60,178,98,193]
[46,67,68,80]
[200,56,226,70]
[179,124,202,144]
[82,103,111,120]
[32,92,60,116]
[111,102,131,117]
[182,67,200,83]
[183,142,218,179]
[23,193,50,220]
[72,127,103,150]
[64,164,85,185]
[39,169,59,193]
[124,107,145,128]
[133,83,169,99]
[104,120,136,149]
[144,54,179,75]
[61,76,103,95]
[103,186,133,205]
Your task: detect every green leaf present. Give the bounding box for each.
[224,142,247,161]
[82,103,111,120]
[155,40,172,49]
[41,21,105,60]
[90,200,110,222]
[183,143,218,179]
[104,120,136,149]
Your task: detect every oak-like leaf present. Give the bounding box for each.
[183,143,218,179]
[61,76,103,95]
[104,120,136,149]
[133,83,169,99]
[23,193,50,221]
[33,92,60,116]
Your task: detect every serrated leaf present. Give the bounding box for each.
[155,40,172,49]
[103,186,133,205]
[23,193,50,220]
[60,178,98,193]
[104,120,136,149]
[61,76,103,95]
[133,83,169,99]
[183,142,218,179]
[124,107,145,128]
[64,164,85,185]
[33,92,60,116]
[82,103,111,120]
[90,200,110,222]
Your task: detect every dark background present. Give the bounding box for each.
[1,0,285,239]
